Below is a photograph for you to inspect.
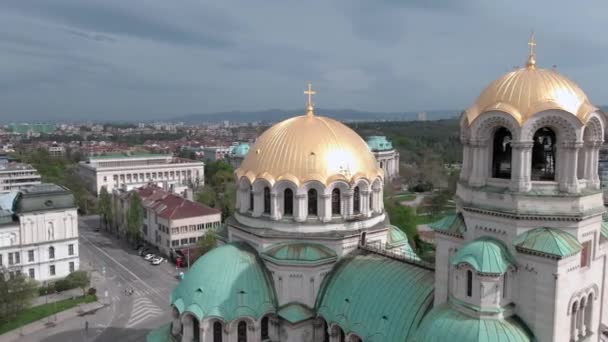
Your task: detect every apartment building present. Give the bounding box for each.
[0,162,42,194]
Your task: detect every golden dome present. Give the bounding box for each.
[465,37,597,126]
[236,88,382,186]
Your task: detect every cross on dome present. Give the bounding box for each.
[304,82,316,116]
[526,32,536,69]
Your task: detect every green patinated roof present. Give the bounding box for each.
[366,136,393,151]
[451,237,515,275]
[316,251,434,341]
[170,242,277,321]
[513,227,582,259]
[278,303,315,324]
[386,226,421,261]
[230,143,250,157]
[261,242,337,265]
[429,213,466,237]
[411,304,535,342]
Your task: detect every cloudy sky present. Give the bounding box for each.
[1,0,606,121]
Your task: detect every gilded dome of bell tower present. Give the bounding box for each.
[235,84,383,186]
[464,34,597,126]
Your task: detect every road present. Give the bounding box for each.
[26,215,177,342]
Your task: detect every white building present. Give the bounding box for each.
[78,153,205,196]
[113,185,221,257]
[47,142,65,158]
[0,184,79,282]
[201,146,231,162]
[366,135,399,182]
[0,162,41,194]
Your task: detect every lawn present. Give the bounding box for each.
[0,294,97,334]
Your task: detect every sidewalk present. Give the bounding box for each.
[0,301,106,342]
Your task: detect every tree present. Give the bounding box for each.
[428,190,450,217]
[384,200,418,248]
[126,192,144,245]
[98,187,112,229]
[0,271,38,324]
[65,271,90,296]
[197,233,216,256]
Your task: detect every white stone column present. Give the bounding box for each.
[294,193,306,222]
[510,141,533,192]
[343,190,353,218]
[271,192,280,220]
[469,139,488,187]
[460,142,471,181]
[560,142,582,193]
[588,141,602,189]
[322,194,332,222]
[252,190,263,217]
[361,190,371,217]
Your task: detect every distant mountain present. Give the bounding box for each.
[172,108,460,124]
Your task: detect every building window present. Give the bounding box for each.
[181,238,188,245]
[28,268,35,279]
[143,224,148,236]
[331,188,341,215]
[261,316,269,340]
[213,321,223,342]
[8,253,13,265]
[143,209,147,219]
[263,187,271,214]
[189,237,196,244]
[0,254,3,266]
[14,252,20,265]
[284,188,293,216]
[492,127,512,179]
[49,265,56,276]
[49,246,55,259]
[353,186,360,214]
[466,270,473,297]
[237,321,247,342]
[249,186,254,211]
[28,250,34,262]
[502,274,508,299]
[69,262,75,273]
[531,127,556,181]
[68,244,74,256]
[581,241,591,268]
[307,189,318,216]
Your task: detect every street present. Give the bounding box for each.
[25,215,177,342]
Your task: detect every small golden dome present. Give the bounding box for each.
[465,37,597,126]
[236,114,383,186]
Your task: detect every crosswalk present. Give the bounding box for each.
[125,296,164,328]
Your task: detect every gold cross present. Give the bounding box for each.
[528,32,536,56]
[304,83,316,107]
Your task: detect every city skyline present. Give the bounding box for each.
[0,0,607,121]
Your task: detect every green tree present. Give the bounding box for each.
[98,187,112,229]
[0,271,38,324]
[384,200,418,248]
[65,271,90,296]
[196,187,216,207]
[126,192,144,245]
[428,190,450,217]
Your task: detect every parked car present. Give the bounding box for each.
[144,253,156,261]
[138,248,150,256]
[151,257,164,265]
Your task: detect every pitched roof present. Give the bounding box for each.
[135,186,220,220]
[513,227,581,259]
[429,213,466,238]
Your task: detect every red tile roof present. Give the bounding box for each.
[135,185,220,220]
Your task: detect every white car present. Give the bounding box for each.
[151,257,164,265]
[144,253,156,261]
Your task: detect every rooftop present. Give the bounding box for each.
[0,162,37,172]
[88,152,171,160]
[135,185,220,220]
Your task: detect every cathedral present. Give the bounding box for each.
[147,38,608,342]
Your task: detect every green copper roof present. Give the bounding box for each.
[230,143,250,157]
[261,242,337,266]
[429,213,466,237]
[386,225,421,261]
[412,304,535,342]
[278,303,315,324]
[366,136,393,151]
[316,251,434,341]
[170,242,277,321]
[451,237,515,275]
[514,227,582,259]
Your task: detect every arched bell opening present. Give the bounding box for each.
[491,127,512,179]
[531,127,556,181]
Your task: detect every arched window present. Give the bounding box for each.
[531,127,556,181]
[339,327,345,342]
[284,189,293,216]
[237,321,247,342]
[263,187,271,214]
[213,321,223,342]
[192,316,200,342]
[571,302,578,341]
[351,335,362,342]
[323,319,329,342]
[585,293,593,333]
[369,193,373,211]
[332,188,341,215]
[49,246,55,259]
[466,270,473,297]
[261,316,269,340]
[249,186,253,211]
[308,189,318,216]
[353,186,360,214]
[492,127,512,178]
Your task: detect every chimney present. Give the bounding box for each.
[185,188,194,201]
